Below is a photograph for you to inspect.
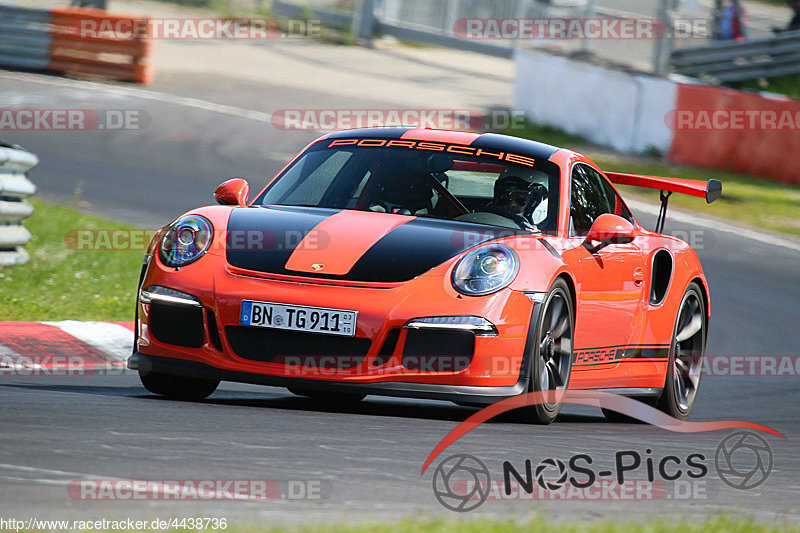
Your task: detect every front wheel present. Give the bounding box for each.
[657,282,707,420]
[527,278,574,424]
[139,369,219,400]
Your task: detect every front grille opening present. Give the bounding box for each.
[225,326,371,369]
[206,309,223,351]
[401,329,474,372]
[373,329,401,366]
[149,301,204,348]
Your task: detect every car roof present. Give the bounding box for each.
[324,127,561,161]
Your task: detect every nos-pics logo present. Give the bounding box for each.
[431,430,774,512]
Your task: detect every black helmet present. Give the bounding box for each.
[494,175,543,207]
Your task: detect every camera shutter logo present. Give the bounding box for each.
[715,430,773,490]
[535,458,568,490]
[431,454,490,512]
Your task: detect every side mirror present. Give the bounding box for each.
[584,213,635,252]
[214,178,249,207]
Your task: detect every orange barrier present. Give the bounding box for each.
[668,84,800,186]
[48,7,153,84]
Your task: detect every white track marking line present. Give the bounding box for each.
[0,343,22,372]
[0,70,273,123]
[42,321,133,362]
[0,343,20,358]
[0,463,271,500]
[0,463,94,478]
[627,198,800,253]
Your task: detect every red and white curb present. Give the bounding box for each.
[0,321,134,374]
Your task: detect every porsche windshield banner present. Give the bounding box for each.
[327,138,537,167]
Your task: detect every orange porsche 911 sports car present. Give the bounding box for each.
[128,127,721,423]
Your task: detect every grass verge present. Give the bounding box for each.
[500,122,800,237]
[19,516,800,532]
[0,198,143,321]
[728,73,800,102]
[286,517,797,533]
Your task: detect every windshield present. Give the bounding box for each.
[255,139,561,232]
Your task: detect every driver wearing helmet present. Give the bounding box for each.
[485,173,547,229]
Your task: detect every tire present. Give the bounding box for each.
[526,278,574,424]
[139,369,219,400]
[656,282,707,420]
[288,387,366,403]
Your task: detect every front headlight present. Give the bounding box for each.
[158,215,213,267]
[451,243,519,296]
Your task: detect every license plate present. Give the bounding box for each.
[240,300,357,337]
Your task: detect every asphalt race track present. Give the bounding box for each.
[1,70,799,526]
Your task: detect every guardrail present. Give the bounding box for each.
[0,3,153,84]
[271,0,512,58]
[272,0,681,71]
[0,4,52,72]
[0,141,38,266]
[670,30,800,82]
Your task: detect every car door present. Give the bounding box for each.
[566,164,647,366]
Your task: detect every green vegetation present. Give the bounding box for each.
[502,121,601,151]
[499,121,800,236]
[0,198,145,321]
[17,516,800,533]
[275,517,799,533]
[728,73,800,102]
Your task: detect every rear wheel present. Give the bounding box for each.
[527,278,574,424]
[657,282,707,420]
[139,369,219,400]
[288,387,366,403]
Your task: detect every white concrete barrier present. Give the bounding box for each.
[513,48,678,153]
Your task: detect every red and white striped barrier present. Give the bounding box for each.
[514,49,800,185]
[668,84,800,185]
[0,321,133,374]
[0,4,153,84]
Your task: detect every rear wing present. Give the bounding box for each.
[605,172,722,203]
[604,172,722,233]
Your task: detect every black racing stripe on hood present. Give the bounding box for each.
[227,208,524,282]
[226,206,340,273]
[345,218,525,282]
[472,133,560,160]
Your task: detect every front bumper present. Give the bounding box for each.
[128,352,529,404]
[133,251,541,394]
